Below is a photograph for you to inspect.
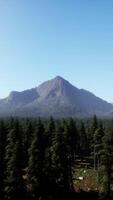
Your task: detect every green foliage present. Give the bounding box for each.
[4,127,25,200]
[27,118,45,199]
[0,116,113,199]
[51,125,70,191]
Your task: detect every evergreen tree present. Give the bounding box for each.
[23,120,34,168]
[91,115,98,169]
[99,129,113,200]
[52,125,70,194]
[79,122,88,159]
[44,117,55,186]
[65,118,78,190]
[4,128,25,200]
[27,118,45,200]
[0,120,7,199]
[94,123,105,170]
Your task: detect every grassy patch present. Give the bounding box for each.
[74,168,99,192]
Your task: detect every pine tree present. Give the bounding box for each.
[65,118,78,190]
[0,120,7,199]
[99,129,113,200]
[91,115,98,169]
[44,117,55,187]
[27,118,45,200]
[79,122,88,159]
[4,128,25,200]
[46,117,55,145]
[51,125,70,193]
[94,123,105,170]
[23,120,34,168]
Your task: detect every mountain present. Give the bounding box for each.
[0,76,112,117]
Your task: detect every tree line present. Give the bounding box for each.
[0,116,113,200]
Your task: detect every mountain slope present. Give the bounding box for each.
[0,76,112,117]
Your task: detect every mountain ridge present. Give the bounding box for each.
[0,76,112,117]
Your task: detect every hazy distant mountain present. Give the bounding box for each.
[0,76,112,117]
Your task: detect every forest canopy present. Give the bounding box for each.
[0,116,113,200]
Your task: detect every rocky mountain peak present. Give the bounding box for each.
[0,76,113,117]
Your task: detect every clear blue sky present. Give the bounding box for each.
[0,0,113,102]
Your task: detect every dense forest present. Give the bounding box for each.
[0,116,113,200]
